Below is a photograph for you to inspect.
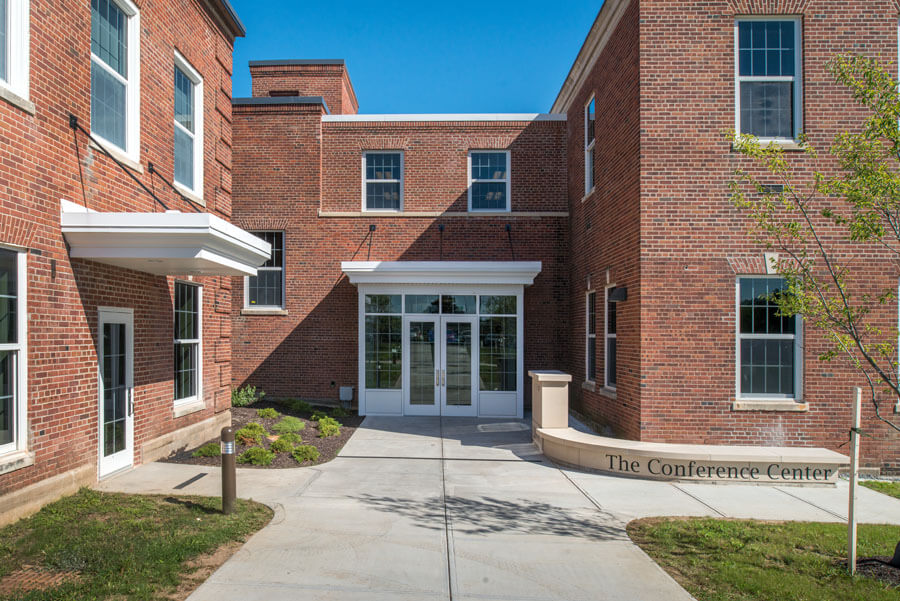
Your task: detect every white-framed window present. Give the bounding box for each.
[174,281,201,405]
[604,285,617,390]
[736,277,802,399]
[363,151,403,211]
[0,0,29,102]
[173,51,203,198]
[734,16,802,142]
[468,150,510,212]
[245,231,284,309]
[585,290,596,382]
[584,96,595,196]
[0,246,26,456]
[90,0,140,159]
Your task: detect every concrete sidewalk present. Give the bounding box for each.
[98,416,900,601]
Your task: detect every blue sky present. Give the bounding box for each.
[229,1,602,113]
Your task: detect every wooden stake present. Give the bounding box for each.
[848,387,861,575]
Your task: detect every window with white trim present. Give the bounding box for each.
[173,52,203,197]
[174,282,201,404]
[605,286,617,389]
[735,17,802,141]
[586,291,596,382]
[364,152,403,211]
[584,96,595,195]
[468,151,510,211]
[90,0,140,158]
[0,0,29,102]
[0,247,25,455]
[737,277,801,398]
[245,232,284,309]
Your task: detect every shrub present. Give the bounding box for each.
[291,445,320,463]
[278,432,302,444]
[310,410,328,422]
[272,416,305,434]
[331,407,349,418]
[232,385,265,408]
[317,416,341,438]
[284,399,313,413]
[235,422,268,446]
[256,408,280,419]
[269,438,294,454]
[191,442,220,458]
[237,447,275,466]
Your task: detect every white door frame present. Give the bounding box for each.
[98,307,134,477]
[402,316,441,416]
[439,315,478,417]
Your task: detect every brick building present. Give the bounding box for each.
[0,0,268,523]
[232,1,900,471]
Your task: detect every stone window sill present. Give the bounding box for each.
[0,449,35,476]
[241,308,288,316]
[89,138,143,173]
[582,380,596,392]
[732,400,809,412]
[173,181,206,207]
[0,85,35,115]
[174,399,206,418]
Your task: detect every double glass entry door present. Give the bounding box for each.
[404,316,477,416]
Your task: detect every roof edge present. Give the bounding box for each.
[232,96,331,114]
[249,59,345,67]
[322,113,566,123]
[206,0,246,38]
[550,0,631,113]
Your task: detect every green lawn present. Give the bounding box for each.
[861,480,900,500]
[628,518,900,601]
[0,488,271,600]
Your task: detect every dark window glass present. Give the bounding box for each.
[102,322,127,455]
[607,295,617,335]
[740,82,793,139]
[471,152,507,180]
[0,248,16,345]
[91,0,127,77]
[247,232,284,307]
[737,20,797,138]
[365,153,402,210]
[441,295,476,315]
[405,295,439,314]
[479,316,517,392]
[606,337,617,386]
[480,295,516,315]
[365,294,401,314]
[587,292,596,380]
[0,0,8,82]
[471,182,507,211]
[739,278,797,397]
[0,350,12,446]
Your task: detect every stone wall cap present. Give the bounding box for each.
[528,370,573,382]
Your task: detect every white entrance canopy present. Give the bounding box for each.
[341,261,542,285]
[60,200,271,277]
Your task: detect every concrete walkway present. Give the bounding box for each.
[98,416,900,601]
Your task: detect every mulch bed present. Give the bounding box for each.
[853,557,900,588]
[162,401,363,469]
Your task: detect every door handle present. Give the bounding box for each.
[127,389,133,416]
[442,370,446,387]
[436,370,440,386]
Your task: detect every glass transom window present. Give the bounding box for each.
[364,152,402,211]
[738,277,800,398]
[469,151,510,212]
[91,0,135,152]
[736,18,800,140]
[246,232,284,308]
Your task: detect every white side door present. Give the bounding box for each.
[98,308,134,477]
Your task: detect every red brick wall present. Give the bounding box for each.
[635,0,900,468]
[566,0,643,439]
[231,108,569,403]
[0,0,238,495]
[249,62,359,114]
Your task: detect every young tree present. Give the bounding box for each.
[729,54,900,435]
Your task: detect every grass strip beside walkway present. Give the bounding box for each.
[628,517,900,601]
[861,480,900,500]
[0,488,271,600]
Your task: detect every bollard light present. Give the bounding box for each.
[221,426,236,515]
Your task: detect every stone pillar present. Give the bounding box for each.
[528,370,572,448]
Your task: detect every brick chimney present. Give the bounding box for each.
[248,60,359,114]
